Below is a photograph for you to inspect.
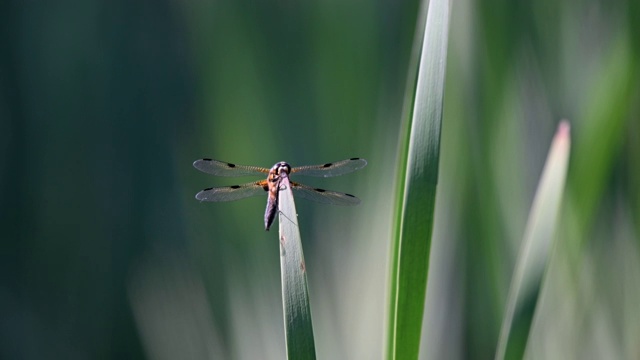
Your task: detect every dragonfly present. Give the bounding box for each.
[193,158,367,231]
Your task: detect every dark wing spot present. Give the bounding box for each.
[314,188,326,193]
[227,163,236,168]
[323,163,332,168]
[203,158,212,161]
[230,185,241,189]
[350,157,361,160]
[204,187,213,191]
[345,193,356,198]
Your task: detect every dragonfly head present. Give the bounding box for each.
[272,161,291,176]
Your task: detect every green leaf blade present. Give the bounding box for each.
[278,176,316,360]
[386,0,452,358]
[495,121,572,360]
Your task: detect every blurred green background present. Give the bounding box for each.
[1,0,638,359]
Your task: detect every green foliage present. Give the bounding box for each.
[3,0,639,359]
[386,0,451,358]
[496,122,571,360]
[278,176,317,359]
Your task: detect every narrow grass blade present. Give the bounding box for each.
[386,0,451,358]
[495,121,572,360]
[278,176,316,360]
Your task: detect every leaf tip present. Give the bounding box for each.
[557,120,571,140]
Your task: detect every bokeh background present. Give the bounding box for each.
[1,0,638,359]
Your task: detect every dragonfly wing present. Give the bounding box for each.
[291,182,360,206]
[195,181,267,201]
[292,158,367,177]
[193,159,269,177]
